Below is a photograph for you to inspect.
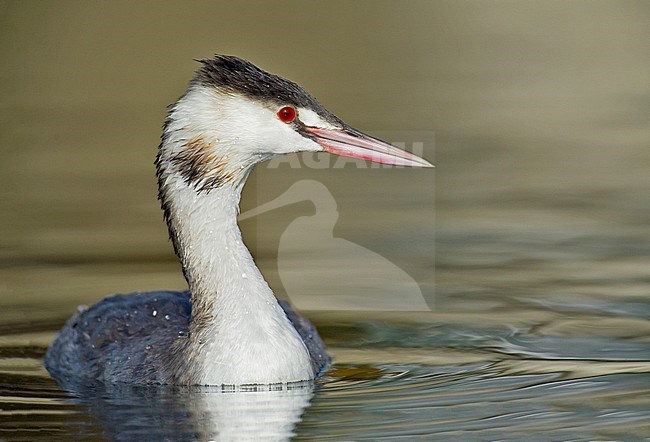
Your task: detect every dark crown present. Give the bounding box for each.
[192,55,340,126]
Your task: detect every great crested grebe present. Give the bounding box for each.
[45,55,432,386]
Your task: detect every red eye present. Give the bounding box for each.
[277,106,296,123]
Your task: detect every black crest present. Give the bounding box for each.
[192,55,340,124]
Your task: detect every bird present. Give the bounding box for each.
[44,55,433,386]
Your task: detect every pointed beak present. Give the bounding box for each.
[305,126,433,168]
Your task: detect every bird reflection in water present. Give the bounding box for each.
[60,381,314,441]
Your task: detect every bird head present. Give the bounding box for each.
[157,55,432,193]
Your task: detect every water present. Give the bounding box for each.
[1,315,649,440]
[1,1,649,440]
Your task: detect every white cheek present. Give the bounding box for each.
[177,90,322,156]
[297,108,337,129]
[218,98,321,154]
[273,124,321,154]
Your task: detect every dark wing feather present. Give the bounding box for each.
[278,300,330,376]
[45,291,329,385]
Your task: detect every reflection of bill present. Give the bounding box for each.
[240,180,431,311]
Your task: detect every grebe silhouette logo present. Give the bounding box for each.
[239,179,432,311]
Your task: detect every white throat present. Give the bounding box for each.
[158,133,313,385]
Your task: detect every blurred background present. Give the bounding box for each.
[1,0,647,313]
[1,1,649,439]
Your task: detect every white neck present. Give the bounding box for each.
[159,159,313,385]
